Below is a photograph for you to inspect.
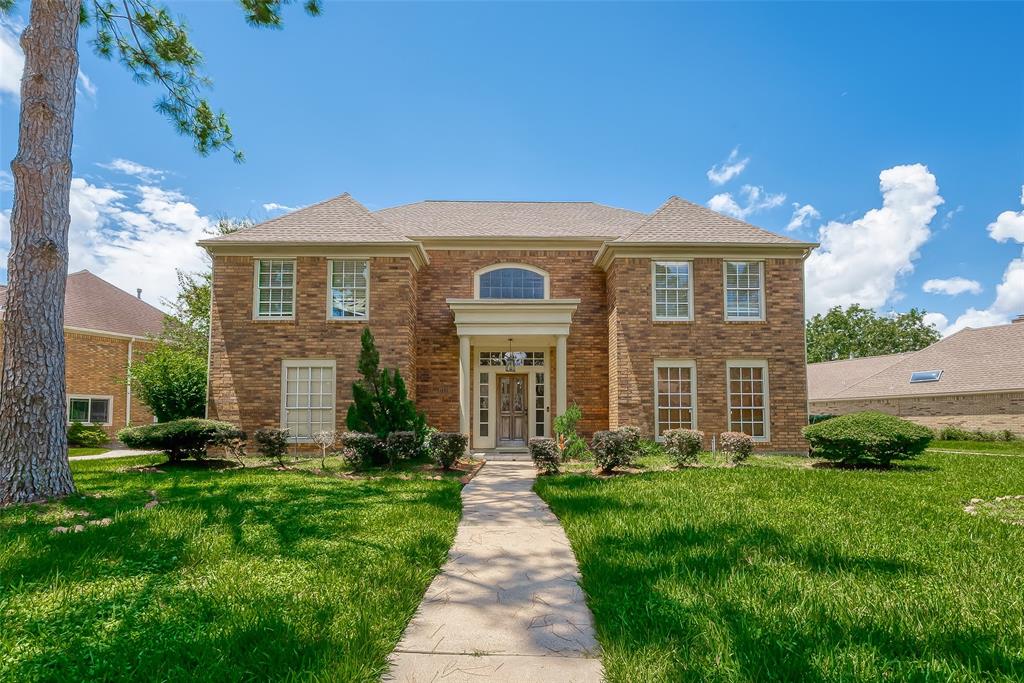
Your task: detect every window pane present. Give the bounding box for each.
[329,260,369,318]
[653,263,690,319]
[256,260,295,318]
[69,399,90,422]
[727,364,768,440]
[655,364,694,435]
[89,399,109,424]
[478,268,545,299]
[725,262,762,319]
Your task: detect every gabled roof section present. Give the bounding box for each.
[808,321,1024,400]
[375,200,645,239]
[200,193,414,245]
[1,271,166,338]
[617,196,813,245]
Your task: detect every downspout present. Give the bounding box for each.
[126,337,134,426]
[204,255,214,419]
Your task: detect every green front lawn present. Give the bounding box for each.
[536,451,1024,681]
[0,455,462,681]
[68,447,110,457]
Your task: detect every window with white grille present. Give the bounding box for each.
[654,361,696,437]
[724,261,764,320]
[652,262,692,321]
[282,361,335,440]
[727,360,769,441]
[328,260,369,319]
[254,259,295,319]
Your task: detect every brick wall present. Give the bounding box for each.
[207,255,417,432]
[1,324,155,439]
[810,394,1024,435]
[413,250,610,438]
[607,257,809,452]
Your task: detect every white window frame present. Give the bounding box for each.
[653,359,697,440]
[474,263,550,300]
[326,259,370,321]
[652,261,694,321]
[726,359,770,442]
[723,260,765,321]
[280,359,336,442]
[253,258,296,321]
[67,394,113,426]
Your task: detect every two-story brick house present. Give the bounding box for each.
[201,194,816,452]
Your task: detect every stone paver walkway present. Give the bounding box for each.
[387,461,602,682]
[68,449,157,461]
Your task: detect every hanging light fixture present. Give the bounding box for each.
[503,338,525,373]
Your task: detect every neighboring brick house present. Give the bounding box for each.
[808,320,1024,435]
[201,194,817,452]
[0,271,165,438]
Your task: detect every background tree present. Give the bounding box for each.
[0,0,318,505]
[128,344,207,422]
[806,304,942,363]
[161,218,249,357]
[346,328,426,440]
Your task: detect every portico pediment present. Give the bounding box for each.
[445,299,580,338]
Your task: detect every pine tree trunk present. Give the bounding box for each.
[0,0,80,505]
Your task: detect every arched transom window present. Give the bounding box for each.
[476,265,548,299]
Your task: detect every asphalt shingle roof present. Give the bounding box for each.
[199,194,809,245]
[807,322,1024,400]
[0,271,166,338]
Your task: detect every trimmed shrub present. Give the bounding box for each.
[386,431,420,466]
[591,428,638,473]
[429,432,467,470]
[340,432,383,469]
[68,421,108,448]
[803,411,933,466]
[664,428,704,467]
[936,425,1015,443]
[254,427,290,466]
[529,437,560,474]
[117,419,243,463]
[720,431,754,465]
[554,403,589,461]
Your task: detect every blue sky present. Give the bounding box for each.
[1,1,1022,333]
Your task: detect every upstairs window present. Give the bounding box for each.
[477,266,547,299]
[724,261,764,321]
[653,262,692,321]
[328,259,369,320]
[254,259,295,319]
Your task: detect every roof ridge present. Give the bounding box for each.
[617,195,680,241]
[422,199,597,204]
[809,350,913,366]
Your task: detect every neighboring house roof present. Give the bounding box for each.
[0,271,166,338]
[199,193,812,247]
[375,200,645,239]
[617,196,810,245]
[201,193,414,245]
[807,321,1024,401]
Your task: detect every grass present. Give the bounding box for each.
[68,447,109,457]
[0,453,463,682]
[929,440,1024,456]
[535,450,1024,681]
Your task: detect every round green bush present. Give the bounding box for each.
[802,411,933,466]
[68,421,109,448]
[117,419,244,462]
[529,437,560,474]
[663,428,703,467]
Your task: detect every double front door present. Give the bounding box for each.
[497,374,527,446]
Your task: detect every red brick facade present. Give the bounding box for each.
[0,325,155,439]
[207,250,810,452]
[810,394,1024,436]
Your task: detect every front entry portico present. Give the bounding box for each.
[447,298,580,450]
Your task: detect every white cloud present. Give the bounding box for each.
[77,69,97,99]
[1,175,214,308]
[0,18,24,97]
[706,146,750,186]
[97,158,164,181]
[708,184,786,220]
[922,276,982,296]
[262,202,298,213]
[987,185,1024,243]
[805,163,943,316]
[787,203,820,231]
[923,311,949,333]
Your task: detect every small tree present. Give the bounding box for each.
[346,328,426,442]
[128,344,207,422]
[312,430,336,469]
[254,428,290,468]
[553,403,588,461]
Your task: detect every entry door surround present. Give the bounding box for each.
[473,346,549,449]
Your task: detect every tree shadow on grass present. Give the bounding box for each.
[0,465,462,681]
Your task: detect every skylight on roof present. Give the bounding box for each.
[910,370,943,383]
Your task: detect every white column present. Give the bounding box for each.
[556,334,567,416]
[459,335,471,437]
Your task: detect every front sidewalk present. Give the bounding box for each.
[387,460,602,682]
